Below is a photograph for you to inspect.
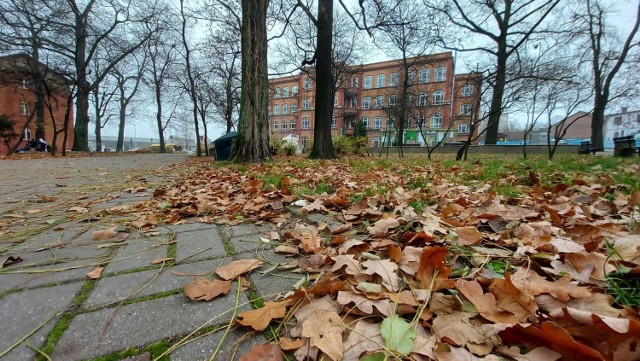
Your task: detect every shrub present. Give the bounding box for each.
[283,144,296,156]
[333,136,355,155]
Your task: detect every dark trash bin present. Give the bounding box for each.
[212,132,237,161]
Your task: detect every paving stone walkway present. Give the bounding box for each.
[0,155,299,361]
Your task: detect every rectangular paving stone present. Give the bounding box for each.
[222,224,273,239]
[176,227,228,262]
[169,328,264,361]
[85,259,230,309]
[52,292,250,361]
[104,239,167,274]
[0,282,83,361]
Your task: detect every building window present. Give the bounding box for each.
[460,104,471,115]
[461,84,473,97]
[350,98,358,109]
[23,128,31,140]
[290,120,296,130]
[304,78,312,90]
[274,87,281,98]
[375,95,384,109]
[303,98,311,110]
[404,94,412,105]
[373,137,380,147]
[417,115,426,128]
[282,87,289,97]
[20,79,29,89]
[376,74,385,88]
[334,95,339,107]
[291,103,297,113]
[331,117,337,129]
[362,97,371,109]
[273,105,280,115]
[388,116,396,129]
[389,73,399,86]
[361,117,370,129]
[292,85,298,94]
[418,92,428,106]
[302,136,309,148]
[352,77,359,88]
[20,101,29,115]
[614,116,622,126]
[407,71,415,84]
[283,120,289,131]
[419,69,430,83]
[364,75,372,89]
[614,131,619,137]
[282,104,288,114]
[431,112,442,128]
[435,67,446,81]
[389,94,397,106]
[458,123,469,134]
[432,91,444,105]
[302,117,310,129]
[405,115,413,128]
[273,121,279,131]
[373,116,382,130]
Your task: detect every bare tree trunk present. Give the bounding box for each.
[485,46,507,145]
[309,0,337,159]
[232,0,270,162]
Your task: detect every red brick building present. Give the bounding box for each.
[0,54,73,155]
[268,52,481,149]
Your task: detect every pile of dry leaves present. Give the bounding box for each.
[125,157,639,360]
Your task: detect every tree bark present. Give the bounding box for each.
[309,0,337,159]
[484,42,507,145]
[72,3,90,152]
[231,0,271,162]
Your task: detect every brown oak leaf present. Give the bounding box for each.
[361,259,399,291]
[183,277,231,301]
[367,216,400,236]
[301,310,344,361]
[417,246,454,291]
[237,300,289,331]
[215,259,263,280]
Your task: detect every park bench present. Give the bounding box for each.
[613,135,638,157]
[578,140,603,155]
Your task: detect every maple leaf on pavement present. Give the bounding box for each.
[237,300,290,331]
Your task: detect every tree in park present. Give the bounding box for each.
[426,0,561,145]
[575,0,640,150]
[231,0,271,162]
[0,115,18,153]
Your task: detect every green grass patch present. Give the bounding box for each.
[606,271,640,308]
[87,348,141,361]
[145,339,171,361]
[260,174,283,190]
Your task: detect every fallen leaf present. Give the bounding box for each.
[68,206,89,213]
[37,194,56,202]
[367,216,400,236]
[0,256,23,269]
[331,254,367,282]
[278,337,305,351]
[26,209,43,214]
[497,346,562,361]
[151,257,174,264]
[361,259,399,291]
[381,314,416,356]
[337,291,392,316]
[453,226,483,246]
[301,310,344,361]
[86,267,104,279]
[183,277,231,301]
[216,259,264,280]
[274,245,299,255]
[416,246,454,291]
[91,227,117,241]
[511,268,591,302]
[237,301,289,331]
[238,344,283,361]
[343,319,385,360]
[456,279,519,324]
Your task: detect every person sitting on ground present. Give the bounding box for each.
[37,138,47,152]
[17,138,38,153]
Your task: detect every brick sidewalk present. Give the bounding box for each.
[0,155,297,360]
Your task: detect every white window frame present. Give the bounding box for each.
[20,79,28,89]
[375,95,384,109]
[331,116,337,129]
[273,121,279,131]
[273,104,280,115]
[461,84,473,97]
[373,116,382,130]
[419,69,430,83]
[435,67,446,82]
[303,98,311,110]
[458,123,469,134]
[304,78,312,90]
[290,120,296,130]
[363,75,372,89]
[376,74,385,88]
[372,137,380,147]
[282,87,289,97]
[301,136,309,148]
[350,98,358,109]
[334,95,339,107]
[291,85,298,94]
[431,113,442,128]
[352,77,359,88]
[389,73,399,86]
[361,117,370,129]
[19,101,29,115]
[302,117,310,129]
[282,104,288,114]
[418,92,428,106]
[291,103,297,113]
[407,71,415,85]
[23,128,31,140]
[417,115,426,128]
[274,87,280,98]
[460,104,471,115]
[389,94,397,106]
[282,120,288,131]
[432,91,444,105]
[362,97,371,109]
